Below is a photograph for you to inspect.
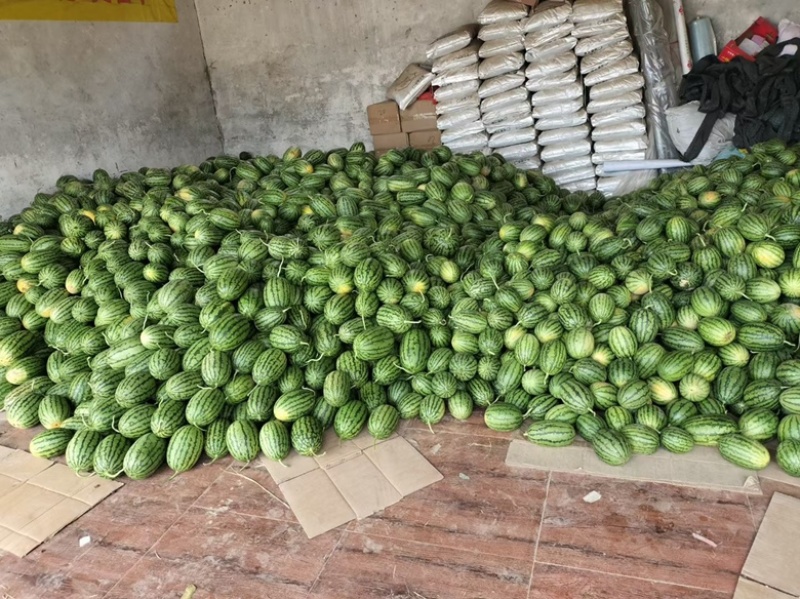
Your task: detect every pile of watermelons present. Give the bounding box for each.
[0,140,799,480]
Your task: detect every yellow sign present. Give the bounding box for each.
[0,0,178,22]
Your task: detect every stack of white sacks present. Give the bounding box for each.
[428,26,486,154]
[476,1,539,169]
[524,1,595,192]
[573,0,647,196]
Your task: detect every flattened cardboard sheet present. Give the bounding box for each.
[327,455,402,519]
[260,434,441,539]
[758,461,800,489]
[279,469,356,539]
[735,493,800,599]
[0,447,122,557]
[733,578,796,599]
[363,437,443,495]
[506,439,762,494]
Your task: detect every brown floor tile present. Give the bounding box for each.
[104,507,340,599]
[66,540,142,595]
[73,462,223,555]
[350,430,546,559]
[403,411,523,440]
[0,547,125,599]
[403,428,541,480]
[311,531,531,599]
[536,472,756,595]
[194,463,298,523]
[121,456,229,506]
[529,562,732,599]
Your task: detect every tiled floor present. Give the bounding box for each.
[1,414,796,599]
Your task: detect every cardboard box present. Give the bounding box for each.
[409,129,442,149]
[372,132,408,151]
[367,101,401,135]
[400,99,437,133]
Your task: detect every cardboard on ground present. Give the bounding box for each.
[506,439,763,493]
[260,429,442,538]
[734,493,800,599]
[0,447,122,557]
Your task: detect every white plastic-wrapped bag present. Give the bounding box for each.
[481,87,529,113]
[479,20,523,41]
[495,141,539,160]
[427,26,478,60]
[580,40,633,74]
[489,127,537,148]
[434,80,481,103]
[542,155,593,175]
[533,97,584,119]
[482,101,531,124]
[583,54,639,86]
[596,175,625,195]
[551,165,597,184]
[572,13,626,38]
[442,122,487,143]
[591,150,647,164]
[522,1,572,33]
[540,139,592,160]
[592,120,647,141]
[447,133,490,152]
[596,169,655,196]
[525,37,577,61]
[525,52,577,78]
[594,135,648,153]
[478,0,529,25]
[526,68,578,92]
[532,81,584,106]
[575,28,630,56]
[432,41,481,73]
[666,102,736,163]
[387,64,435,110]
[535,110,588,130]
[479,36,525,59]
[436,93,480,115]
[571,0,623,24]
[591,104,646,127]
[538,124,590,145]
[525,22,574,49]
[513,157,542,169]
[479,71,527,98]
[478,53,526,79]
[589,74,645,100]
[485,114,535,134]
[779,19,800,56]
[587,90,642,113]
[563,177,597,192]
[432,65,479,87]
[437,107,482,130]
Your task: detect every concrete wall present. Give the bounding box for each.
[684,0,797,48]
[0,0,222,216]
[196,0,797,156]
[195,0,488,156]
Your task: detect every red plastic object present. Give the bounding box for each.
[418,88,435,103]
[718,17,778,63]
